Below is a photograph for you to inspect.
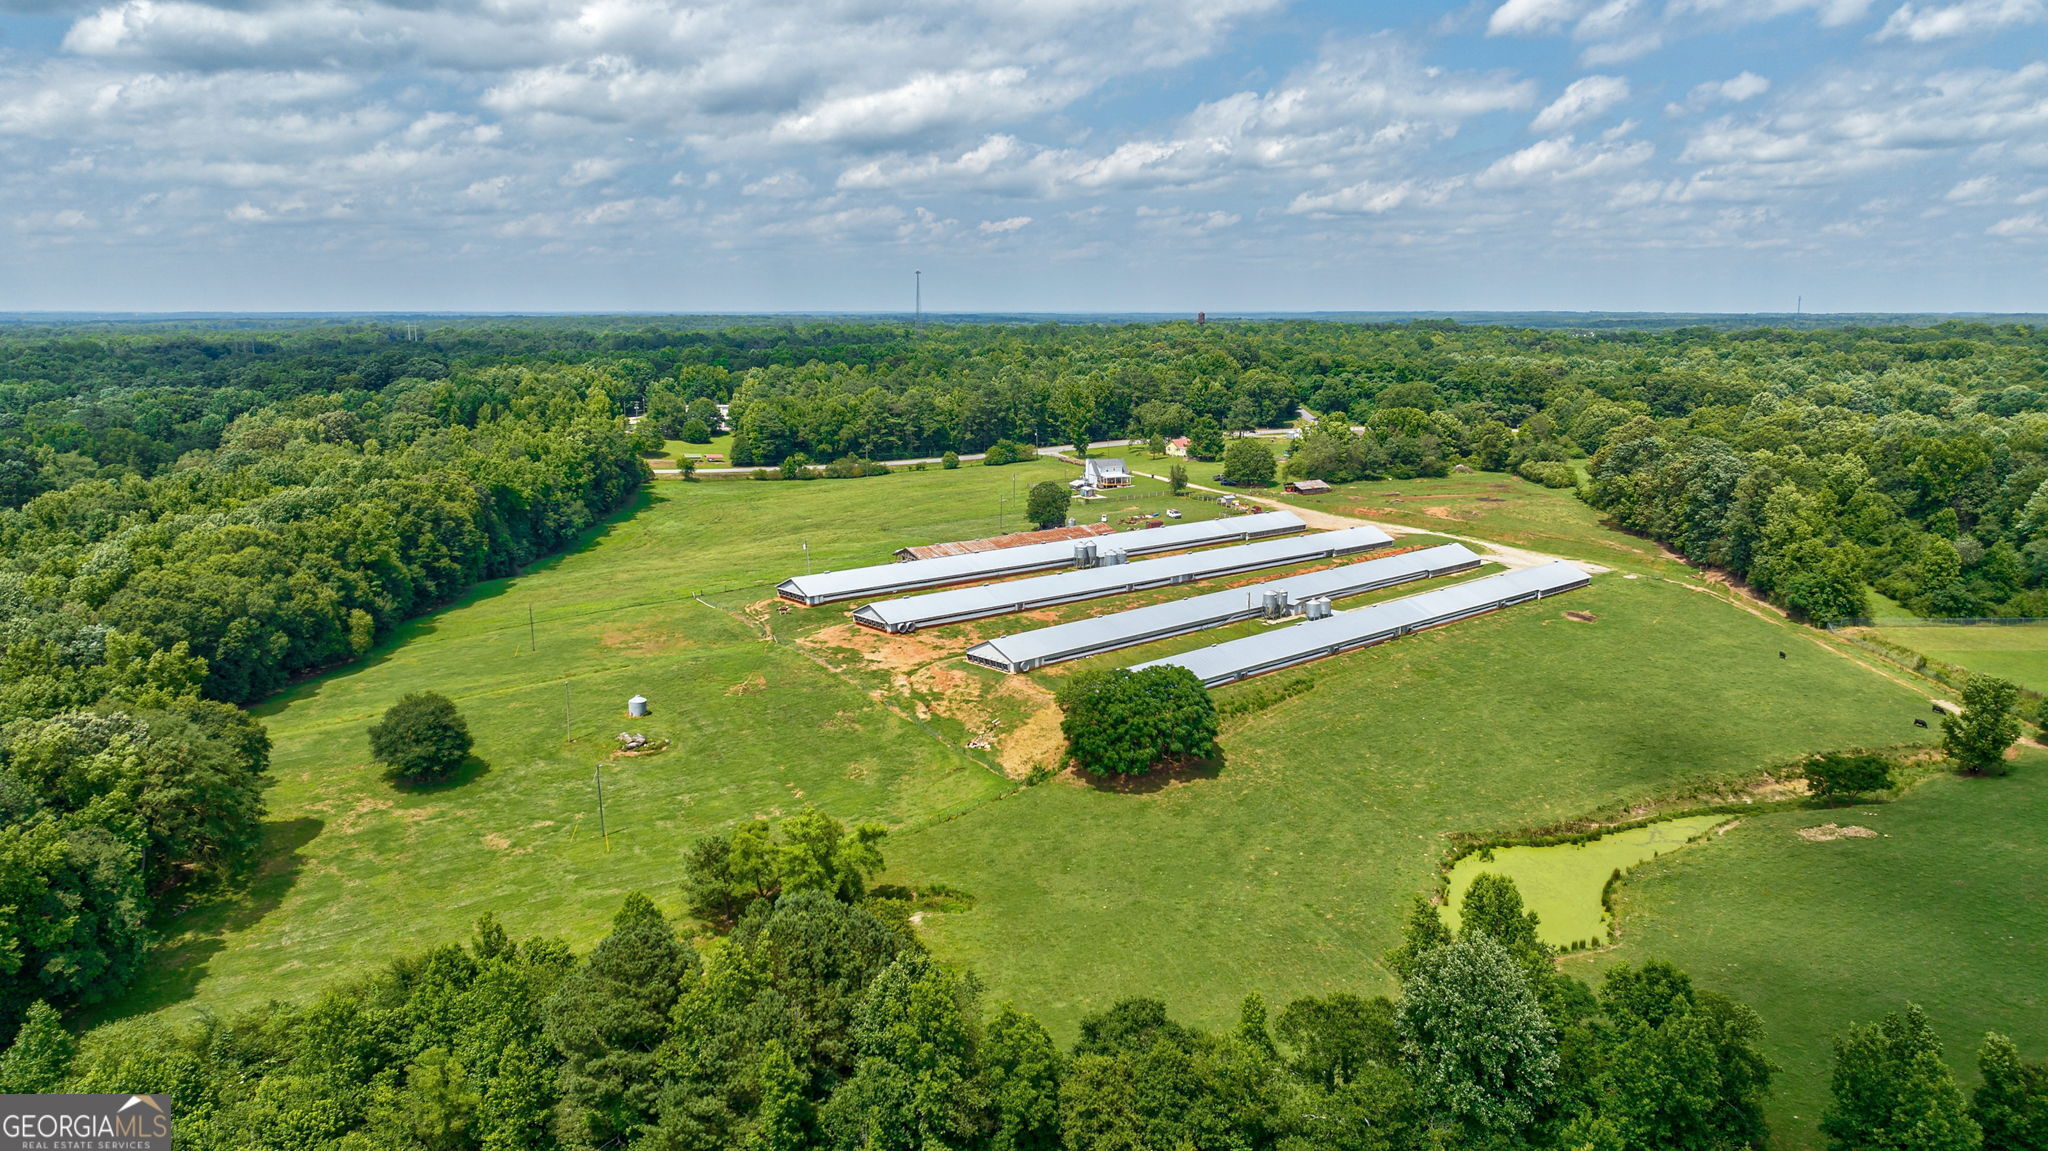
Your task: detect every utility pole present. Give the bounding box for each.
[528,606,536,652]
[564,680,571,742]
[914,270,922,334]
[802,541,811,574]
[594,764,608,851]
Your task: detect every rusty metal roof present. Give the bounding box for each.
[894,522,1116,561]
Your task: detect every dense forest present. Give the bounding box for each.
[6,815,2039,1151]
[3,316,2046,1142]
[1,331,647,1036]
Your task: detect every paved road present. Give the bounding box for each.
[648,432,1298,477]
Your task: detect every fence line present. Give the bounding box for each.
[1827,617,2048,630]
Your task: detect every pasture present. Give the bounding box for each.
[116,456,2020,1151]
[116,460,1094,1019]
[1866,622,2048,695]
[1590,756,2048,1146]
[897,567,1932,1038]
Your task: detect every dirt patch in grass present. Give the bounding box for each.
[1564,611,1599,622]
[726,671,767,696]
[482,833,513,851]
[1796,823,1880,842]
[336,796,394,834]
[999,707,1067,778]
[802,623,956,674]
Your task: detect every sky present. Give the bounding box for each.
[1,0,2045,313]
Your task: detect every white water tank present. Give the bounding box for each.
[627,695,649,717]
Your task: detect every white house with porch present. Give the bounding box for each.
[1081,458,1132,489]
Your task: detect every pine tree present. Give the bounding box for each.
[543,893,696,1148]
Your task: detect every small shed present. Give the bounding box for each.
[1285,479,1333,494]
[627,695,649,718]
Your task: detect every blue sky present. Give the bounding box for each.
[1,0,2044,312]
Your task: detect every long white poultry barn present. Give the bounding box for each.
[775,510,1306,606]
[850,525,1396,633]
[964,543,1483,672]
[1131,561,1591,687]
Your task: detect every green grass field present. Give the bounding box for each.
[113,461,1089,1019]
[1867,623,2048,695]
[111,458,2044,1151]
[1443,815,1728,948]
[1588,756,2048,1146]
[896,570,1930,1039]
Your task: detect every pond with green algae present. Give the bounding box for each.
[1442,815,1729,948]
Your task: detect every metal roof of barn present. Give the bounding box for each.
[1131,561,1590,687]
[964,543,1482,672]
[774,510,1305,605]
[895,523,1115,561]
[850,524,1394,633]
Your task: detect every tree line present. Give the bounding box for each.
[9,317,2048,620]
[7,811,2041,1151]
[1,351,647,1036]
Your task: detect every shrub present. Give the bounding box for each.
[1803,752,1893,799]
[941,451,959,470]
[1517,459,1577,488]
[368,691,473,783]
[985,440,1030,466]
[678,418,712,444]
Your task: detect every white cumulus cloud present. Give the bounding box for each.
[1532,75,1631,131]
[1875,0,2045,40]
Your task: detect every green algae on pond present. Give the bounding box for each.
[1443,815,1729,949]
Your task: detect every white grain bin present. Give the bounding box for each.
[627,695,649,718]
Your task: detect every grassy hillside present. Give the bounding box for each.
[1588,758,2048,1146]
[109,458,2037,1151]
[896,571,1931,1038]
[112,460,1110,1019]
[1867,623,2048,695]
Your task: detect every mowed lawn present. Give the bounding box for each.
[1868,623,2048,695]
[118,460,1123,1020]
[894,570,1934,1039]
[1587,756,2048,1148]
